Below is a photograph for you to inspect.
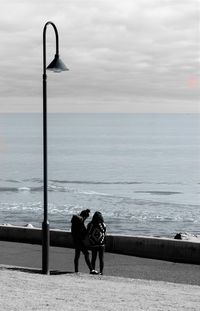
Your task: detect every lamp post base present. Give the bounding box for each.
[42,221,50,274]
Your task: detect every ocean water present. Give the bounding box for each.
[0,113,199,237]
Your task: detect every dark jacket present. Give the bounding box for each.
[71,215,87,242]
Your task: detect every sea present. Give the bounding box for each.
[0,113,199,238]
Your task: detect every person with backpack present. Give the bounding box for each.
[87,211,106,275]
[71,209,98,274]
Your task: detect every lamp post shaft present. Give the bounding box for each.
[42,71,49,274]
[42,21,58,275]
[42,21,67,275]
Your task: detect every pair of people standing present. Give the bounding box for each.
[71,209,106,275]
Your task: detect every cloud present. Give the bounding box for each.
[0,0,199,112]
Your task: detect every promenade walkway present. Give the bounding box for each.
[1,240,200,285]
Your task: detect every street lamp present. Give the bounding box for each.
[42,21,68,274]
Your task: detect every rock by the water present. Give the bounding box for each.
[174,233,182,239]
[174,232,200,241]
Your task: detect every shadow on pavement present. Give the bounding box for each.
[0,265,73,275]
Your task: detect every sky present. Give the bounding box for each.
[0,0,199,113]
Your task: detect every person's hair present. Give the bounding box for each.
[80,209,90,218]
[92,211,104,223]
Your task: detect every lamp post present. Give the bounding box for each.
[42,21,68,274]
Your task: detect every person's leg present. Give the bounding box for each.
[74,248,81,272]
[78,241,98,274]
[91,249,97,270]
[99,246,104,274]
[85,252,93,271]
[81,247,93,271]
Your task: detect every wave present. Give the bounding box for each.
[1,202,199,227]
[0,185,184,202]
[9,177,188,185]
[0,184,195,206]
[0,186,42,192]
[0,187,17,192]
[135,191,182,195]
[0,185,117,197]
[50,179,144,185]
[2,177,199,186]
[49,179,190,186]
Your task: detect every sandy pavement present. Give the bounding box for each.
[0,267,200,311]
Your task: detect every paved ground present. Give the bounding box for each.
[1,240,200,285]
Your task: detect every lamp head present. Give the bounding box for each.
[47,54,69,73]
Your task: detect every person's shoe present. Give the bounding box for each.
[99,272,103,275]
[90,270,99,275]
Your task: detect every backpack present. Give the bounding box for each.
[88,222,106,246]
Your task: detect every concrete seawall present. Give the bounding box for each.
[0,225,200,264]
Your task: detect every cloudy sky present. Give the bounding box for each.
[0,0,199,112]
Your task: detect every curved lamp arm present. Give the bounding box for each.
[43,21,59,75]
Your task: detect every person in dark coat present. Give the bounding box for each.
[87,211,106,275]
[71,209,98,274]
